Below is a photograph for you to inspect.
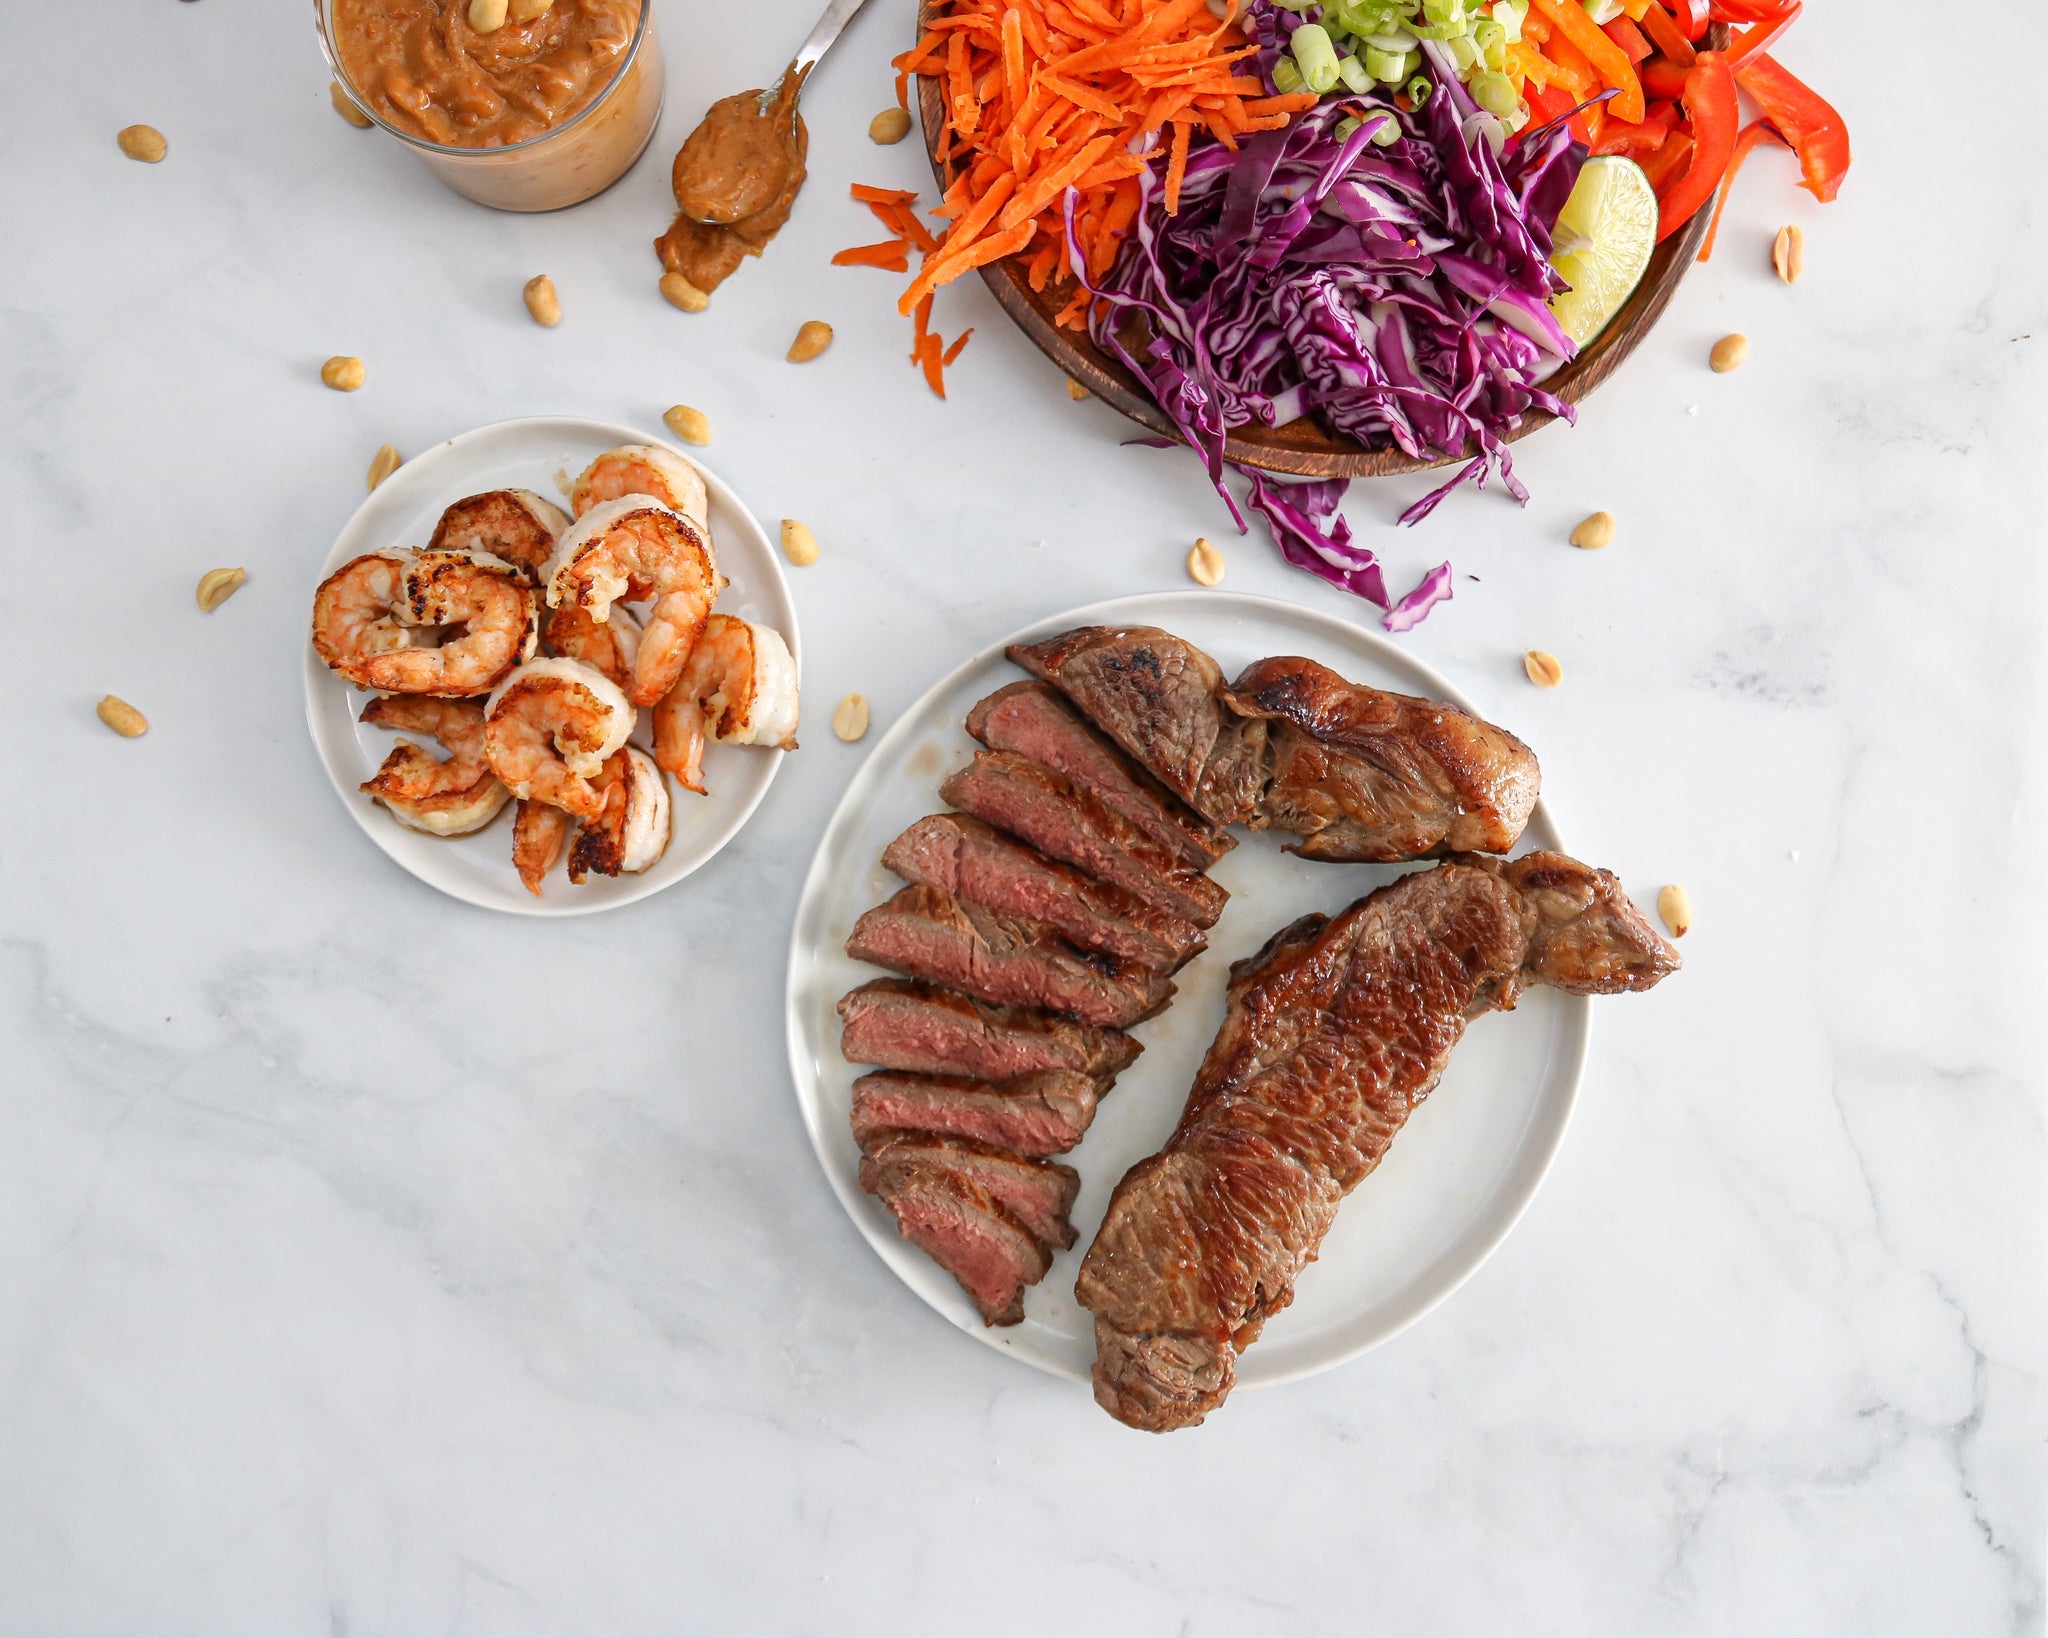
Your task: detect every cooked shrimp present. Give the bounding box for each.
[652,614,800,794]
[312,551,432,688]
[351,549,538,697]
[482,656,636,819]
[568,746,672,882]
[358,696,510,836]
[512,798,570,897]
[543,499,725,707]
[569,443,708,525]
[542,601,641,690]
[428,489,570,584]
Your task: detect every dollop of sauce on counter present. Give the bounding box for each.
[332,0,640,148]
[655,65,809,297]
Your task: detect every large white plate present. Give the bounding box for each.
[304,417,799,917]
[787,591,1588,1390]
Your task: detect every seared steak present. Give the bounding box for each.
[861,1134,1080,1251]
[883,814,1206,973]
[863,1162,1051,1326]
[941,752,1228,928]
[967,681,1233,868]
[850,1069,1105,1157]
[847,884,1174,1028]
[839,979,1142,1082]
[1076,852,1680,1432]
[1222,656,1541,860]
[1008,626,1267,827]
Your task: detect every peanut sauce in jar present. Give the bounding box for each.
[655,64,809,297]
[331,0,641,148]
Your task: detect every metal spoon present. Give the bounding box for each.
[671,0,877,226]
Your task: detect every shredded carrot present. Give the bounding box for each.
[853,0,1304,397]
[942,329,974,366]
[832,240,912,272]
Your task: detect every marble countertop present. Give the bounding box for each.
[3,1,2041,1631]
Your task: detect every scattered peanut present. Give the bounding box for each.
[366,442,403,491]
[467,0,508,32]
[194,567,247,612]
[1066,376,1090,401]
[781,519,820,566]
[659,270,709,313]
[1657,883,1692,938]
[97,695,149,738]
[1570,510,1616,550]
[330,81,373,128]
[1709,333,1749,373]
[321,355,366,392]
[832,692,870,742]
[663,404,711,446]
[118,124,167,163]
[1187,537,1226,587]
[1523,649,1563,689]
[787,320,835,363]
[869,106,913,145]
[523,273,562,327]
[508,0,555,18]
[1772,223,1805,284]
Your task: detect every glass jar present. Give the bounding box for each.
[315,0,664,213]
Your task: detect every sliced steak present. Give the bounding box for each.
[839,979,1141,1082]
[861,1135,1080,1251]
[1076,852,1680,1432]
[883,814,1205,973]
[848,884,1174,1028]
[967,681,1232,868]
[1221,655,1541,860]
[862,1162,1050,1326]
[850,1070,1104,1157]
[941,752,1227,928]
[1008,626,1267,827]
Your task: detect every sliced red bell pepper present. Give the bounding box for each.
[1529,0,1646,122]
[1708,0,1799,19]
[1738,51,1851,201]
[1727,1,1801,70]
[1698,119,1786,260]
[1591,116,1668,156]
[1669,0,1710,42]
[1602,14,1654,64]
[1640,54,1689,100]
[1639,3,1696,66]
[1655,48,1738,240]
[1638,127,1693,193]
[1524,78,1577,133]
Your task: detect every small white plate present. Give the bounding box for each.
[787,591,1588,1390]
[304,416,799,917]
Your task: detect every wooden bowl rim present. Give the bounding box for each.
[914,13,1724,479]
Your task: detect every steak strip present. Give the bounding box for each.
[850,1069,1106,1158]
[942,752,1227,928]
[839,978,1141,1082]
[863,1161,1051,1327]
[861,1134,1081,1252]
[1222,655,1541,861]
[1075,852,1680,1432]
[967,681,1232,868]
[1008,626,1269,828]
[847,884,1174,1029]
[884,814,1206,974]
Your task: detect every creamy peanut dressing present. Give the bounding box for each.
[655,64,809,297]
[332,0,641,148]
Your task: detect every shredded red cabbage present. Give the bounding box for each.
[1065,3,1586,629]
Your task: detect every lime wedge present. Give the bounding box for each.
[1547,156,1658,350]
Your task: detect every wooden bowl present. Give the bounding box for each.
[916,21,1725,480]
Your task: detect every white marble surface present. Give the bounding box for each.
[2,1,2042,1632]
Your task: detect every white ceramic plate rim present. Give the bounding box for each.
[302,415,798,917]
[786,590,1589,1389]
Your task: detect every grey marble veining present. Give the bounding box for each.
[1,1,2042,1633]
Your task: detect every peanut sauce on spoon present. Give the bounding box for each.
[655,63,809,297]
